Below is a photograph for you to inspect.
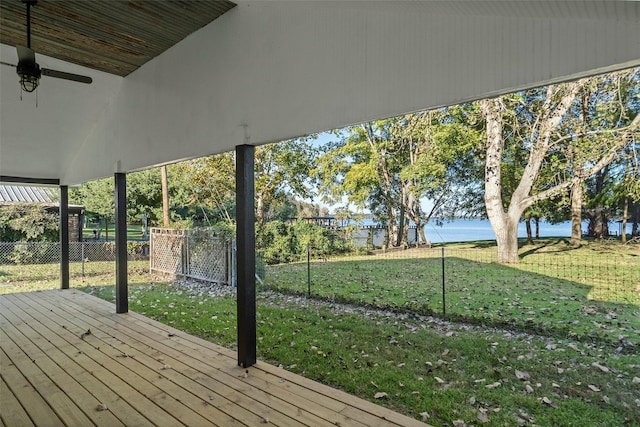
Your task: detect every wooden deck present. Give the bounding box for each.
[1,290,430,427]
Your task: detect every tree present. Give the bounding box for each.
[71,168,166,238]
[562,71,640,244]
[71,177,115,240]
[161,165,170,227]
[318,120,409,247]
[126,169,163,224]
[171,152,236,225]
[481,70,639,263]
[170,137,318,227]
[318,112,481,247]
[255,137,318,224]
[618,146,640,242]
[0,203,59,242]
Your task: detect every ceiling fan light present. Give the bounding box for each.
[19,73,39,92]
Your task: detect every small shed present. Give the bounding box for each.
[0,184,85,241]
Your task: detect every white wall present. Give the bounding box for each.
[2,2,639,185]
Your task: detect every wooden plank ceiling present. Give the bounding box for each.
[0,0,236,76]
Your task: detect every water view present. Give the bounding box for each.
[422,219,631,244]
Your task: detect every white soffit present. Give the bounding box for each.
[1,1,639,185]
[0,43,123,182]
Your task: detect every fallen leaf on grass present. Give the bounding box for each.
[542,397,558,408]
[525,384,534,394]
[374,392,388,399]
[477,409,489,423]
[592,363,609,373]
[602,396,610,404]
[515,370,529,380]
[419,412,430,421]
[434,376,445,384]
[633,377,640,384]
[517,409,534,422]
[588,385,601,392]
[485,382,501,389]
[452,420,466,427]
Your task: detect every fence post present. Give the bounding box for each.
[441,247,446,319]
[307,243,311,297]
[81,242,85,277]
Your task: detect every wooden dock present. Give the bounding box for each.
[1,289,430,427]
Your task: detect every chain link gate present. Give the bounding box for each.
[149,228,233,285]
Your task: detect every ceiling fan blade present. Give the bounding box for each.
[42,68,92,84]
[1,61,17,68]
[16,45,36,67]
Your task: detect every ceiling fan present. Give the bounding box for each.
[0,0,92,93]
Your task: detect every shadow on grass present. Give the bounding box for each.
[518,237,574,258]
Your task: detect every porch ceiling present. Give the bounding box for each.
[1,1,639,186]
[0,0,236,76]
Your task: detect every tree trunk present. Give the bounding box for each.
[632,202,639,237]
[104,217,109,242]
[525,219,533,245]
[621,197,628,243]
[256,192,265,225]
[161,165,170,227]
[417,224,428,245]
[482,98,521,263]
[570,181,583,246]
[593,169,606,240]
[535,218,540,239]
[493,216,520,263]
[397,188,407,247]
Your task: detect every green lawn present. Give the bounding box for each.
[264,239,640,348]
[82,282,640,427]
[82,224,146,241]
[0,260,156,293]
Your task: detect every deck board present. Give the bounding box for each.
[1,290,430,427]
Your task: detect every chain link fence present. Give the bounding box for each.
[0,241,148,264]
[0,241,149,287]
[149,228,233,285]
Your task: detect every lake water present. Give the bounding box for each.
[422,219,631,244]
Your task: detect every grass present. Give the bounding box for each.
[264,238,640,348]
[82,282,640,427]
[0,260,156,293]
[82,225,146,241]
